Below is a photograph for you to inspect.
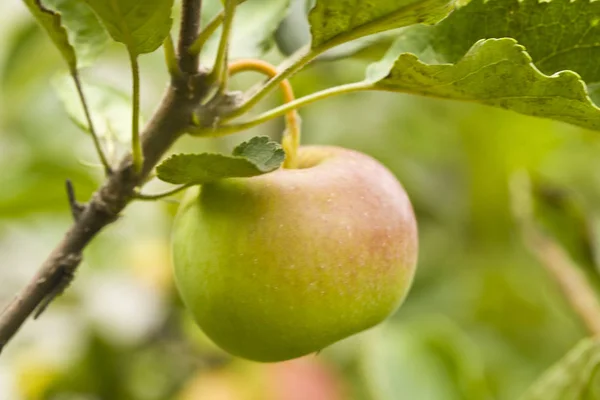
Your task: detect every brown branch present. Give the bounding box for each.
[65,179,84,221]
[178,0,203,74]
[0,1,205,355]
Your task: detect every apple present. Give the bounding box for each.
[171,145,418,362]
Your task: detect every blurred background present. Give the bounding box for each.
[1,1,599,399]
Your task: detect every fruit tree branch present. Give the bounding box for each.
[524,224,600,336]
[0,1,206,355]
[178,0,203,74]
[511,172,600,336]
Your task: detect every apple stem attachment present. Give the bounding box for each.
[228,59,301,169]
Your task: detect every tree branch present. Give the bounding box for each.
[0,1,205,355]
[524,225,600,336]
[178,0,203,74]
[510,172,600,337]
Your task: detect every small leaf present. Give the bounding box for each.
[157,136,285,185]
[232,136,287,172]
[368,38,600,132]
[82,0,174,55]
[520,338,600,400]
[44,0,110,67]
[22,0,76,70]
[308,0,455,53]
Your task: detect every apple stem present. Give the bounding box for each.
[228,59,301,169]
[193,81,373,138]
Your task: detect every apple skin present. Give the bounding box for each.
[172,145,418,362]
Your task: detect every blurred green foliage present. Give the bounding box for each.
[1,1,599,399]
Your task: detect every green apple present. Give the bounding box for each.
[172,145,418,362]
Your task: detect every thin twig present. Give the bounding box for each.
[193,81,372,136]
[0,0,205,355]
[163,35,180,79]
[223,46,313,120]
[188,0,248,56]
[511,172,600,336]
[129,52,143,173]
[525,227,600,335]
[65,180,84,221]
[210,0,237,93]
[188,10,223,56]
[72,72,112,175]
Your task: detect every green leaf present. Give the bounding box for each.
[231,135,286,170]
[82,0,174,55]
[520,338,600,400]
[275,0,401,62]
[368,38,600,132]
[52,74,136,144]
[427,0,600,87]
[157,136,285,185]
[22,0,76,70]
[44,0,110,67]
[308,0,456,53]
[201,0,291,63]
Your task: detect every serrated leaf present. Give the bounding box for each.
[393,0,600,103]
[308,0,456,53]
[22,0,76,70]
[44,0,109,67]
[368,38,600,132]
[82,0,174,56]
[157,136,285,185]
[520,338,600,400]
[201,0,291,63]
[428,0,600,87]
[232,136,286,172]
[52,74,136,144]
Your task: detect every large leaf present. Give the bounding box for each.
[201,0,291,63]
[393,0,600,104]
[309,0,456,53]
[82,0,174,55]
[44,0,109,67]
[157,136,285,185]
[368,38,600,132]
[430,0,600,86]
[21,0,76,70]
[521,338,600,400]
